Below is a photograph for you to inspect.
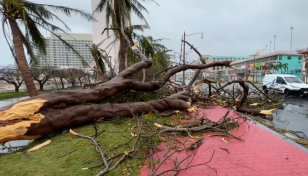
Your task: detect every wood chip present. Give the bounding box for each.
[28,140,51,152]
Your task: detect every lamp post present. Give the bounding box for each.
[182,31,203,85]
[274,35,276,52]
[266,45,268,54]
[290,27,294,51]
[270,41,272,53]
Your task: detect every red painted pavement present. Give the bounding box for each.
[140,106,308,176]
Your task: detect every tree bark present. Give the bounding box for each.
[60,78,64,89]
[39,82,44,91]
[14,83,19,92]
[114,0,126,72]
[8,19,38,97]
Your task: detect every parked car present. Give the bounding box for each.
[263,74,308,96]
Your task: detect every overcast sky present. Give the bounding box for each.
[1,0,308,65]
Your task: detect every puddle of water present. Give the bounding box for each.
[0,96,29,108]
[0,96,30,153]
[0,140,29,153]
[272,97,308,136]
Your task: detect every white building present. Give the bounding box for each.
[39,33,93,68]
[91,0,120,72]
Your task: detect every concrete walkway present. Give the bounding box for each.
[140,106,308,176]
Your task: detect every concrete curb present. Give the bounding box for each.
[234,110,308,154]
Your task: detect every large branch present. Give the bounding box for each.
[0,98,190,143]
[230,80,276,116]
[129,61,233,91]
[181,40,202,58]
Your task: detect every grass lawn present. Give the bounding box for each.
[0,119,144,176]
[0,92,29,100]
[0,88,75,100]
[0,113,179,176]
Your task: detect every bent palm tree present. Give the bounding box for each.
[89,43,115,80]
[0,0,94,96]
[94,0,158,72]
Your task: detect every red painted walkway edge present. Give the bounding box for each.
[139,106,308,176]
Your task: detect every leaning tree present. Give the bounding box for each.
[0,0,94,97]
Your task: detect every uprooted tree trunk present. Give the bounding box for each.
[0,46,235,144]
[0,41,276,144]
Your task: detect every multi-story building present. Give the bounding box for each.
[201,55,251,80]
[39,33,93,68]
[229,51,303,82]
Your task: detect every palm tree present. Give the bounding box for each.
[276,62,283,73]
[90,43,109,80]
[1,0,93,96]
[282,63,289,74]
[94,0,158,72]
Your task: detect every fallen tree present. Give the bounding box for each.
[0,42,277,144]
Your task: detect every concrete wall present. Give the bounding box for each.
[277,55,302,78]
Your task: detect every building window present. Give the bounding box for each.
[221,66,223,69]
[279,56,282,60]
[299,56,302,60]
[213,66,215,70]
[288,56,291,60]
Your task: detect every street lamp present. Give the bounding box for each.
[274,35,276,52]
[266,45,268,54]
[182,31,203,85]
[290,27,294,51]
[270,41,272,53]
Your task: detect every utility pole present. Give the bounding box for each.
[270,41,272,53]
[182,32,186,86]
[174,56,176,81]
[181,31,203,85]
[253,54,255,82]
[290,27,294,51]
[274,35,276,52]
[266,45,268,54]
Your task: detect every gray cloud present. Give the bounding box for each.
[1,0,308,65]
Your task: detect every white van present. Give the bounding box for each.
[262,74,308,95]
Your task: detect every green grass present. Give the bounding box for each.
[0,113,181,176]
[0,92,29,100]
[0,119,144,176]
[0,88,81,100]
